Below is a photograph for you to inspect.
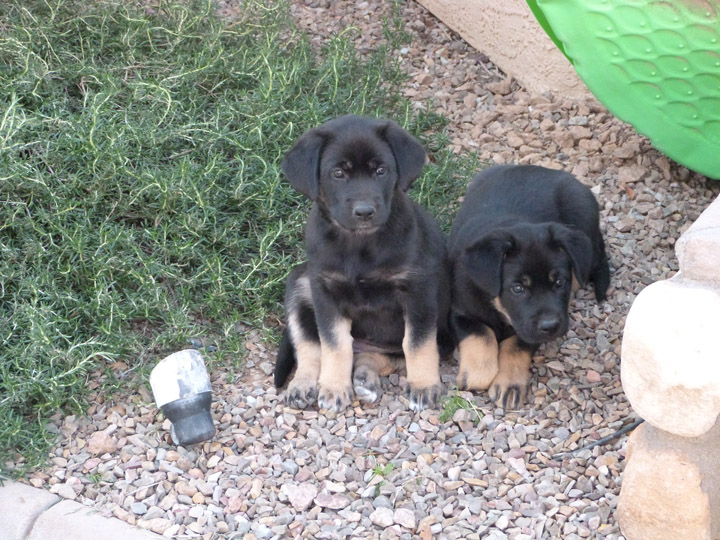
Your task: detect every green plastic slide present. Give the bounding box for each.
[528,0,720,179]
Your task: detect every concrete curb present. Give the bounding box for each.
[0,481,162,540]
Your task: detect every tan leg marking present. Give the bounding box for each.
[317,318,354,410]
[403,324,442,411]
[403,327,440,389]
[456,332,499,391]
[492,297,514,326]
[283,273,320,408]
[288,313,321,380]
[489,335,533,409]
[283,308,322,409]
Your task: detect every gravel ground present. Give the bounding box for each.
[21,1,720,539]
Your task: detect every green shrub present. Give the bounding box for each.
[0,0,477,473]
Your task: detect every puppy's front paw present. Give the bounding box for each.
[456,334,499,391]
[407,383,443,412]
[457,362,498,392]
[488,371,531,410]
[353,364,381,403]
[318,384,354,411]
[284,378,318,409]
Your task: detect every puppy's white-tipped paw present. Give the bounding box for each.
[353,365,381,403]
[317,385,354,411]
[407,383,443,412]
[284,379,318,409]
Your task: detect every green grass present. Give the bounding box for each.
[0,0,478,474]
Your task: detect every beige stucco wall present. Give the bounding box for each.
[416,0,592,100]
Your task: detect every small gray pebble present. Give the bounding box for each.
[130,502,147,515]
[234,518,251,535]
[281,460,299,475]
[251,523,273,539]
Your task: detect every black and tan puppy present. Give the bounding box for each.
[449,164,610,408]
[274,115,453,412]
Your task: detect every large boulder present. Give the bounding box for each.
[621,278,720,437]
[676,197,720,284]
[618,420,720,540]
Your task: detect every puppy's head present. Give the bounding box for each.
[281,115,426,232]
[462,223,593,344]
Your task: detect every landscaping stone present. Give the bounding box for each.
[414,0,591,99]
[26,500,162,540]
[675,196,720,283]
[619,193,720,539]
[370,507,395,527]
[394,507,417,529]
[617,420,720,540]
[87,430,117,455]
[283,483,318,512]
[0,482,60,540]
[621,278,720,437]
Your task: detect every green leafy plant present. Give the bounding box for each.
[87,472,103,486]
[372,461,396,479]
[371,461,396,496]
[439,390,484,424]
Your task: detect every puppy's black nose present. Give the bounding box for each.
[537,317,561,335]
[353,203,376,220]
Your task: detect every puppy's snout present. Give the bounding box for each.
[537,316,561,335]
[353,203,376,220]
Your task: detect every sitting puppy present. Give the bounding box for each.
[274,115,453,412]
[449,164,610,408]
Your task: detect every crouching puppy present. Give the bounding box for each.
[274,115,454,412]
[449,165,610,409]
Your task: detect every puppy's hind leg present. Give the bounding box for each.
[353,351,403,403]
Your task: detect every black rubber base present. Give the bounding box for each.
[161,391,215,446]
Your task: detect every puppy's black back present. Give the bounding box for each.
[450,164,609,302]
[451,165,600,251]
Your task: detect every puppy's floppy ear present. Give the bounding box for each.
[461,231,515,297]
[549,224,593,285]
[281,129,327,200]
[379,121,426,191]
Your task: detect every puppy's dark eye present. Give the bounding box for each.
[511,283,524,294]
[375,166,387,176]
[332,168,345,179]
[554,277,566,289]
